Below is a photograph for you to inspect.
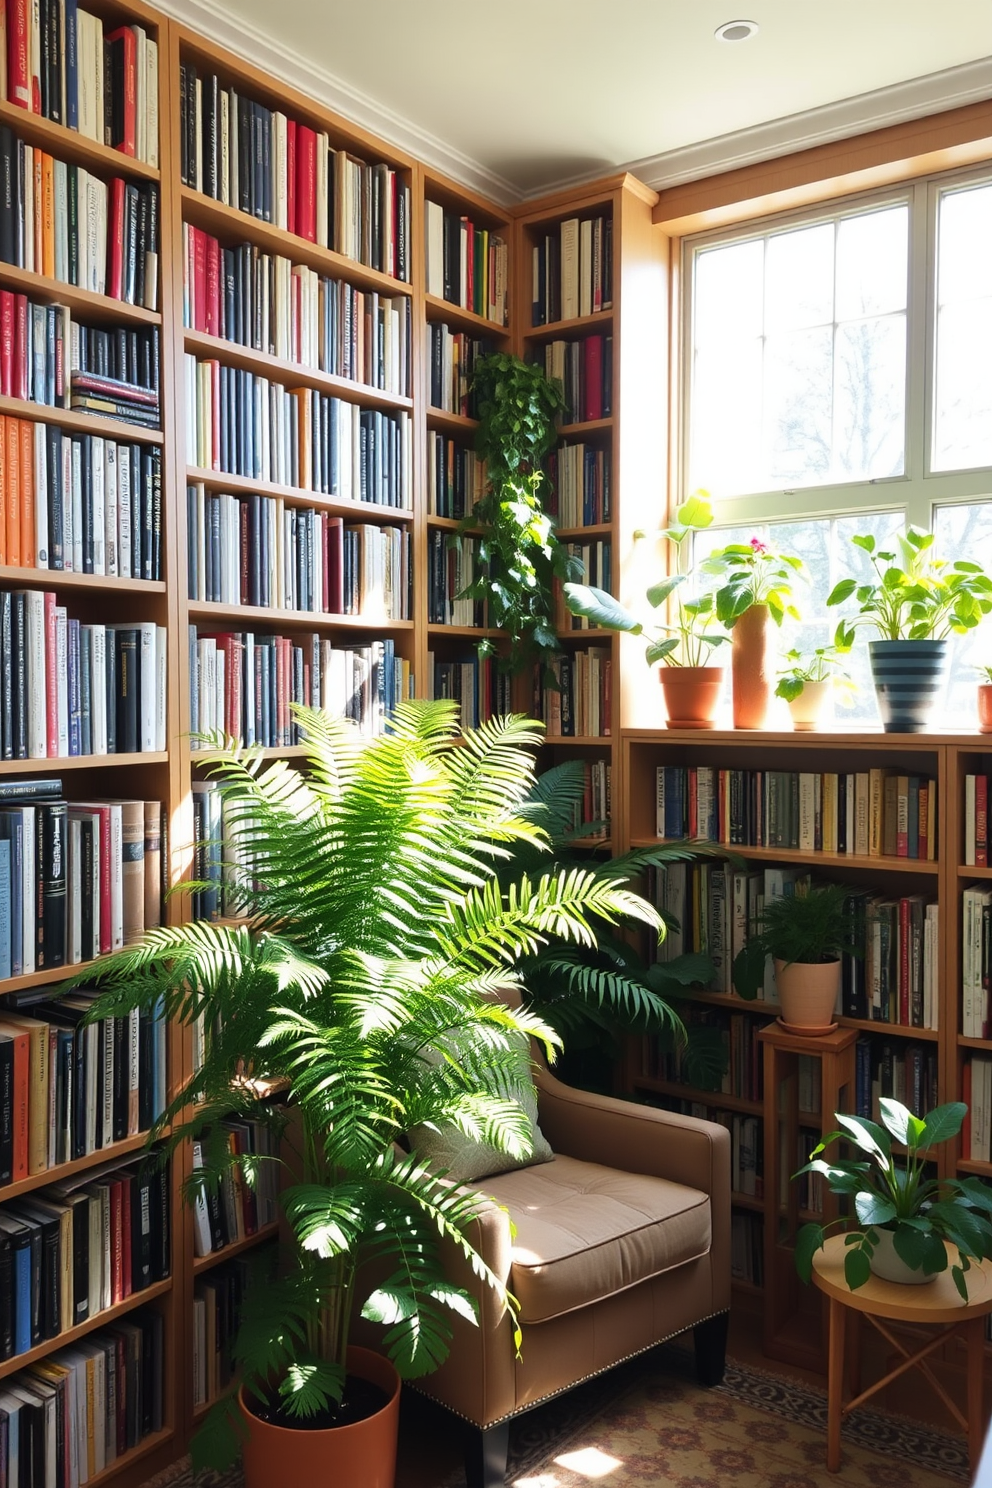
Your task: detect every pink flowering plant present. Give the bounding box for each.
[701,533,805,629]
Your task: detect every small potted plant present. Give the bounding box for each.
[977,665,992,734]
[700,536,804,729]
[775,644,854,732]
[564,491,729,729]
[731,882,855,1031]
[794,1098,992,1292]
[827,528,992,733]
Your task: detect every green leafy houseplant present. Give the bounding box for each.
[827,528,992,646]
[774,644,854,704]
[701,534,804,629]
[731,883,854,1001]
[73,703,661,1470]
[794,1098,992,1296]
[461,352,576,675]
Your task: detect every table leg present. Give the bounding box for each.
[846,1310,862,1398]
[967,1317,986,1472]
[827,1297,846,1473]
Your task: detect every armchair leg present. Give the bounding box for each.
[694,1311,729,1387]
[465,1419,510,1488]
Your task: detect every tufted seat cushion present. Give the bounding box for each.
[477,1153,711,1325]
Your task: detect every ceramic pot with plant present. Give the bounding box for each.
[731,882,855,1032]
[977,666,992,733]
[564,491,729,729]
[776,644,854,732]
[828,528,992,733]
[794,1098,992,1292]
[701,536,804,730]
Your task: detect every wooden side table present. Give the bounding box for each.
[811,1234,992,1472]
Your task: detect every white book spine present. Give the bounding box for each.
[23,589,47,757]
[104,441,118,577]
[55,605,69,755]
[138,622,156,752]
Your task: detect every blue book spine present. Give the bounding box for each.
[664,766,684,840]
[0,839,9,979]
[64,0,78,131]
[13,1245,30,1354]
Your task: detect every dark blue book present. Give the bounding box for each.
[64,0,78,130]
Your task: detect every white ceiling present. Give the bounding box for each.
[169,0,992,200]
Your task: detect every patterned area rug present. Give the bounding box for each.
[139,1346,970,1487]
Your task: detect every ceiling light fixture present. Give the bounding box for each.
[715,18,759,42]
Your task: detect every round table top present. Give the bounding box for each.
[811,1235,992,1322]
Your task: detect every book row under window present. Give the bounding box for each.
[423,202,508,326]
[531,214,613,327]
[188,632,411,753]
[184,356,412,507]
[182,224,411,396]
[536,647,612,739]
[654,765,937,860]
[539,335,612,424]
[4,3,160,166]
[426,325,492,417]
[179,62,411,281]
[0,130,159,308]
[1,598,166,761]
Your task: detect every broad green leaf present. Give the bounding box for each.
[878,1098,922,1147]
[855,1192,896,1227]
[920,1102,967,1148]
[562,584,642,634]
[646,574,687,608]
[794,1222,825,1284]
[844,1243,872,1291]
[834,1112,891,1160]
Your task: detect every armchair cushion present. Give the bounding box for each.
[478,1153,711,1325]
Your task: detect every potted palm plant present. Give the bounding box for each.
[564,491,729,728]
[775,643,854,732]
[827,527,992,732]
[794,1098,992,1293]
[72,703,660,1488]
[731,882,855,1032]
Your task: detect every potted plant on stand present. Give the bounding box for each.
[563,492,729,729]
[701,535,805,730]
[793,1098,992,1292]
[827,528,992,733]
[71,703,660,1488]
[730,882,855,1032]
[775,643,854,732]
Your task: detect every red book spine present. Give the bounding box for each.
[688,767,698,840]
[918,784,929,861]
[6,0,29,108]
[110,1178,124,1303]
[602,656,612,736]
[286,119,297,237]
[231,635,243,738]
[107,177,126,301]
[0,290,13,397]
[121,1176,132,1297]
[192,226,207,333]
[296,126,316,243]
[13,292,27,401]
[977,776,989,868]
[276,636,287,744]
[205,234,220,337]
[240,500,250,605]
[44,589,57,755]
[898,897,910,1025]
[583,335,603,421]
[105,27,137,156]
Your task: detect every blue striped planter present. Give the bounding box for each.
[868,639,948,733]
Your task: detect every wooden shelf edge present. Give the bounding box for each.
[185,465,413,518]
[0,393,163,444]
[0,1278,172,1381]
[189,600,413,630]
[0,752,168,772]
[628,838,938,873]
[424,293,510,337]
[0,99,160,182]
[193,1222,280,1275]
[0,565,166,593]
[182,328,413,411]
[0,1132,155,1202]
[0,261,162,324]
[87,1427,176,1488]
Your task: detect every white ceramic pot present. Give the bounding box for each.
[868,1228,934,1285]
[787,681,832,732]
[773,957,841,1034]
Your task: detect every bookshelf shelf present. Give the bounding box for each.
[628,839,938,874]
[427,516,482,534]
[0,1277,172,1383]
[424,293,510,338]
[840,1015,939,1041]
[184,465,414,520]
[192,1221,280,1275]
[731,1192,764,1212]
[0,566,166,592]
[181,328,414,414]
[426,623,502,638]
[558,418,614,438]
[555,523,613,540]
[541,735,613,746]
[0,393,164,445]
[958,864,992,878]
[426,408,479,435]
[959,1036,992,1050]
[188,599,413,631]
[0,1131,156,1201]
[525,309,614,341]
[0,98,162,183]
[190,745,310,763]
[629,1076,762,1116]
[0,261,163,325]
[0,751,168,771]
[87,1428,176,1488]
[957,1158,992,1177]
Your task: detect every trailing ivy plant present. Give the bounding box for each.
[460,352,579,677]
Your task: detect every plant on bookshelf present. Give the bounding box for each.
[73,702,660,1484]
[731,882,855,1032]
[701,534,804,730]
[793,1097,992,1295]
[976,665,992,734]
[775,644,853,732]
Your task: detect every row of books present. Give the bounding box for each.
[424,203,508,325]
[426,324,492,417]
[560,541,612,627]
[569,758,611,839]
[654,765,938,860]
[531,214,613,327]
[4,3,159,166]
[179,64,411,281]
[182,225,412,397]
[187,629,412,751]
[184,355,413,508]
[186,487,411,619]
[192,1253,260,1410]
[547,440,611,528]
[536,648,612,739]
[965,1058,992,1162]
[427,432,484,520]
[0,296,158,423]
[0,418,163,579]
[190,1122,279,1256]
[638,1007,764,1103]
[962,884,992,1038]
[856,1037,938,1124]
[0,788,163,978]
[427,653,512,733]
[540,336,612,424]
[0,129,159,307]
[964,775,992,865]
[0,1308,164,1481]
[427,531,477,627]
[1,597,166,761]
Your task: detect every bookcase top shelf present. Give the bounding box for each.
[181,329,414,414]
[525,308,614,341]
[0,393,164,445]
[0,752,167,771]
[0,567,166,593]
[628,839,938,875]
[0,262,163,324]
[0,98,161,183]
[189,600,414,632]
[0,1130,157,1202]
[623,727,988,748]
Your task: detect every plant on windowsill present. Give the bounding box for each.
[975,665,992,734]
[730,882,856,1033]
[826,527,992,733]
[794,1098,992,1293]
[71,703,661,1488]
[563,491,729,729]
[775,644,854,732]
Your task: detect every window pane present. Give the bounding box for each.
[932,501,992,726]
[933,185,992,473]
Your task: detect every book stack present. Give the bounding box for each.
[531,213,613,326]
[653,764,938,860]
[541,336,612,423]
[857,1037,938,1124]
[427,652,512,732]
[427,433,485,519]
[547,441,611,526]
[184,355,412,507]
[0,784,163,976]
[190,1121,280,1258]
[4,4,159,166]
[426,324,492,416]
[560,540,612,626]
[179,64,411,281]
[0,418,163,577]
[192,1251,272,1410]
[0,129,159,307]
[188,628,411,751]
[427,531,480,626]
[537,647,612,738]
[423,202,508,325]
[186,488,411,619]
[1,595,167,760]
[964,774,992,865]
[69,322,160,427]
[182,225,412,396]
[0,1309,164,1480]
[962,884,992,1037]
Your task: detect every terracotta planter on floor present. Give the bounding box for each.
[774,957,841,1034]
[979,685,992,734]
[731,605,772,729]
[660,666,724,729]
[240,1346,400,1488]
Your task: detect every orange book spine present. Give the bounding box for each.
[0,416,6,565]
[41,153,55,279]
[19,414,33,566]
[32,150,42,275]
[6,415,20,567]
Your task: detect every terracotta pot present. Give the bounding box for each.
[868,1228,934,1285]
[773,957,841,1034]
[787,681,832,733]
[731,605,772,729]
[979,685,992,734]
[659,666,724,730]
[240,1346,400,1488]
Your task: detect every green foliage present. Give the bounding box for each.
[73,703,662,1469]
[793,1097,992,1296]
[976,665,992,685]
[828,527,992,645]
[731,884,855,1000]
[700,534,805,628]
[774,645,854,703]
